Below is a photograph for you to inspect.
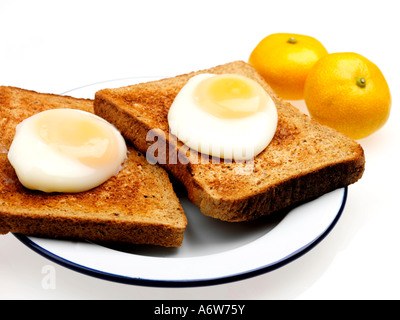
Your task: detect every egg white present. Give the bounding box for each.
[168,74,278,161]
[7,109,127,193]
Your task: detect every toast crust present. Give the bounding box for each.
[94,61,365,222]
[0,86,187,247]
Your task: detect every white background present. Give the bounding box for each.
[0,0,399,300]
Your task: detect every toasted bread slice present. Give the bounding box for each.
[0,86,187,247]
[94,61,365,222]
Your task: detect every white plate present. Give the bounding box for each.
[15,78,347,287]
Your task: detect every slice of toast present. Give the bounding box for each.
[94,61,365,222]
[0,86,187,247]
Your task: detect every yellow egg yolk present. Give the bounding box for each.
[36,110,119,168]
[194,74,267,119]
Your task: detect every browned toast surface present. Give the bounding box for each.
[0,86,186,247]
[94,61,365,222]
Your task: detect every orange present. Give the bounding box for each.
[249,33,328,100]
[304,52,391,140]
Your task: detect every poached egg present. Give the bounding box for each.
[168,73,278,161]
[7,109,127,193]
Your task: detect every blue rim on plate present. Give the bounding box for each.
[14,187,347,288]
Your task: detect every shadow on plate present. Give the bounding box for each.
[96,198,292,258]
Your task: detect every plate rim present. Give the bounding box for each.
[14,187,347,288]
